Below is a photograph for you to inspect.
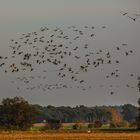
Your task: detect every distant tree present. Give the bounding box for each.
[121,104,138,123]
[0,96,38,130]
[136,77,140,129]
[136,98,140,129]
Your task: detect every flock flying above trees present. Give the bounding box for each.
[0,12,140,95]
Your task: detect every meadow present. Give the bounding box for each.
[0,131,140,140]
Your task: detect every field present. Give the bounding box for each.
[31,123,136,131]
[0,131,140,140]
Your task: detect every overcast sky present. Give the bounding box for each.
[0,0,140,106]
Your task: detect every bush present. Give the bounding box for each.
[94,120,102,128]
[72,123,80,130]
[43,119,62,130]
[109,122,117,128]
[129,121,137,128]
[88,123,94,129]
[117,121,129,128]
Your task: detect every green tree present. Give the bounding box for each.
[121,104,138,123]
[136,98,140,129]
[0,96,38,130]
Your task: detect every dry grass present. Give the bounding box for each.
[0,131,140,140]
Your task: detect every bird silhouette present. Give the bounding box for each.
[128,16,139,21]
[120,12,128,16]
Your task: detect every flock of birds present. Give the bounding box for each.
[120,12,140,21]
[0,12,140,95]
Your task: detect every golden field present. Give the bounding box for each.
[0,131,140,140]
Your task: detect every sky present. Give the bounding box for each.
[0,0,140,106]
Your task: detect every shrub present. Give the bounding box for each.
[109,122,117,128]
[72,123,80,130]
[44,119,62,130]
[117,121,129,128]
[94,120,102,128]
[88,123,94,129]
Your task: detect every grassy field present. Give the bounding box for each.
[0,131,140,140]
[31,123,136,131]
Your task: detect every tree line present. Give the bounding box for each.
[0,96,140,130]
